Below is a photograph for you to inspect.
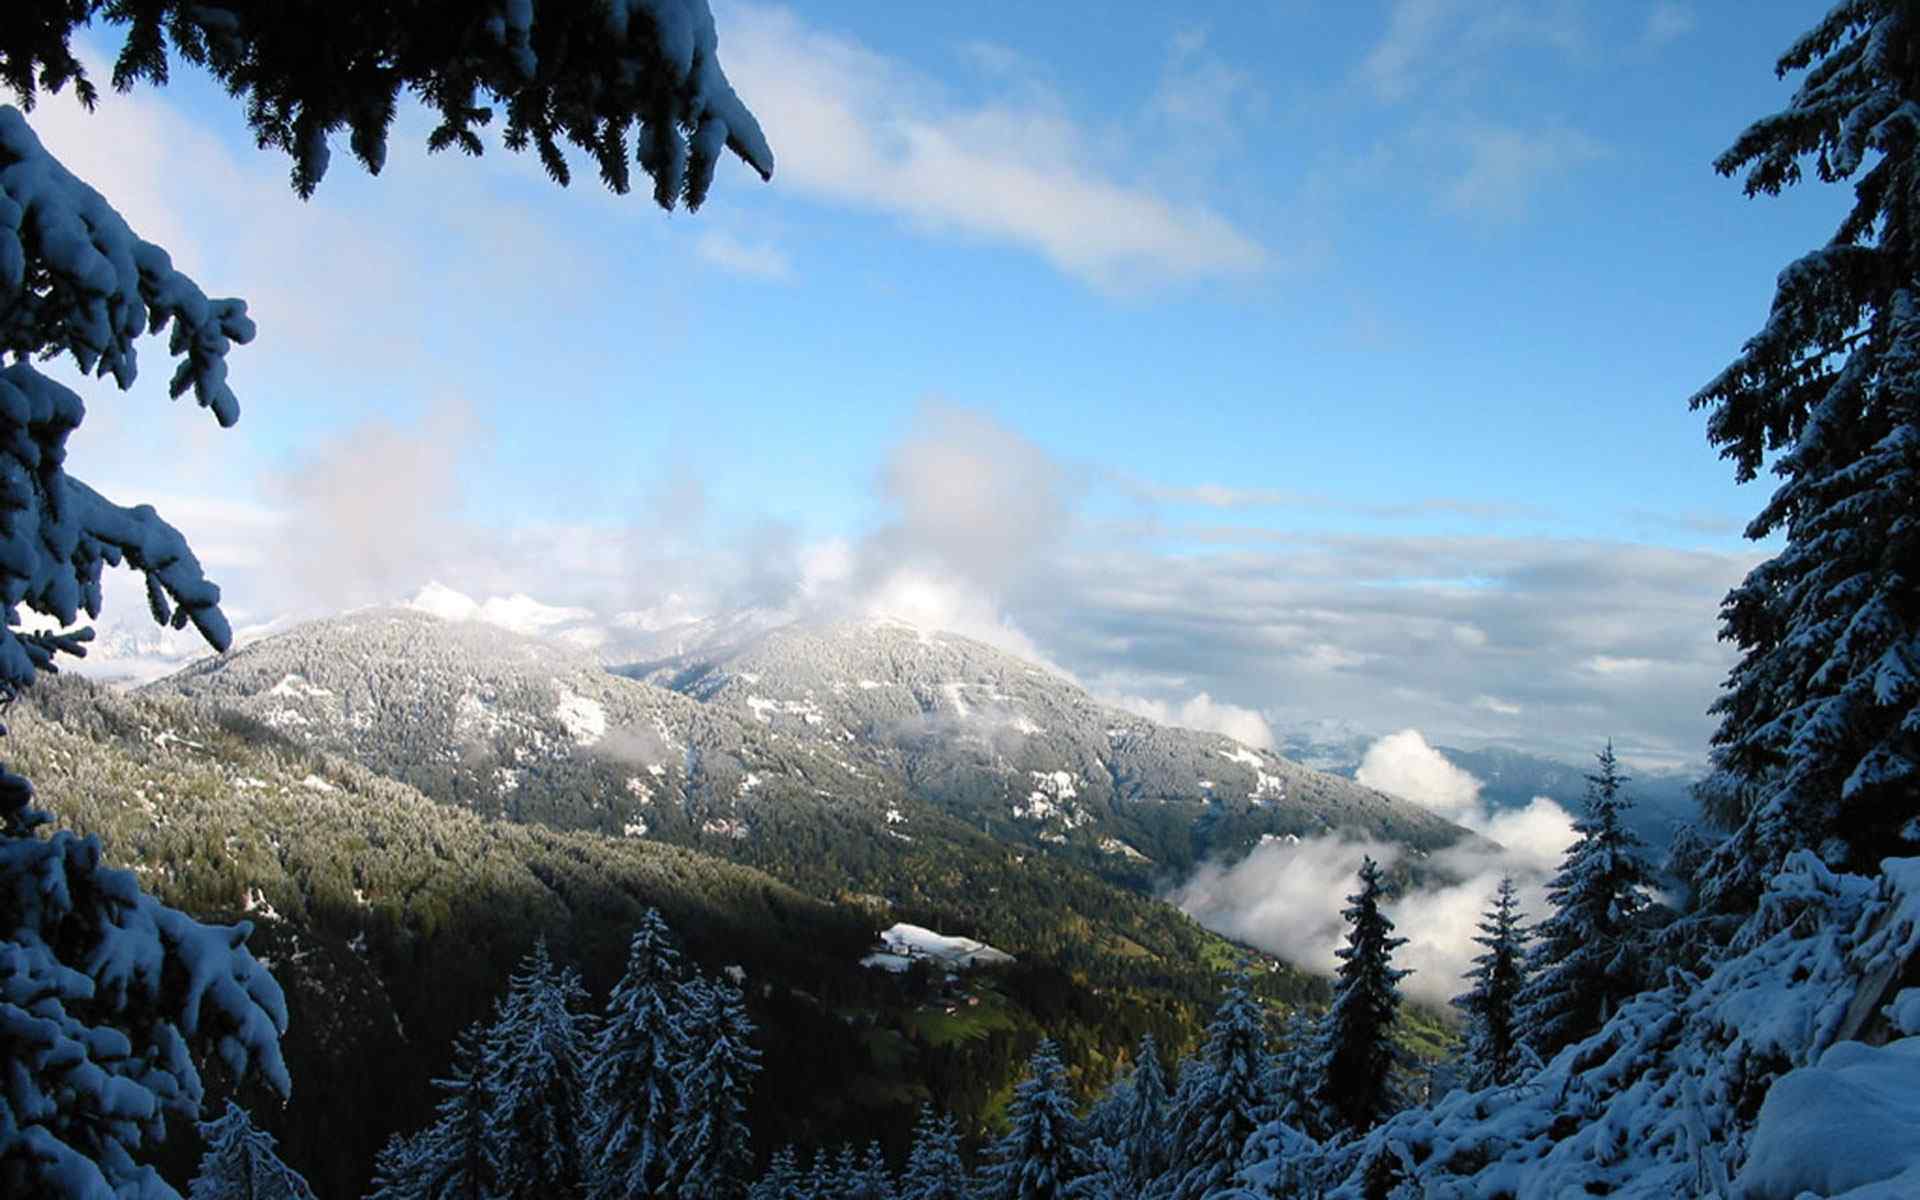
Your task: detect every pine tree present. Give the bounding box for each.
[1160,980,1274,1200]
[415,1021,497,1200]
[1452,876,1534,1089]
[1268,1009,1321,1139]
[1516,745,1651,1061]
[815,1145,859,1198]
[977,1039,1091,1200]
[583,911,687,1200]
[0,110,289,1200]
[488,940,592,1200]
[1113,1034,1172,1194]
[1687,1,1920,911]
[849,1141,897,1200]
[900,1107,973,1200]
[1310,857,1409,1137]
[0,1,761,1191]
[748,1146,810,1200]
[664,974,763,1200]
[366,1131,430,1200]
[186,1102,318,1200]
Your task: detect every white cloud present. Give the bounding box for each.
[1356,728,1485,824]
[1643,2,1696,47]
[1361,0,1458,103]
[695,231,794,281]
[1439,121,1605,221]
[262,399,486,615]
[1359,0,1584,105]
[1174,728,1579,1002]
[1105,691,1275,751]
[721,4,1268,293]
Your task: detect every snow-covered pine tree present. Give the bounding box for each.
[1452,876,1534,1089]
[2,1,771,208]
[815,1144,859,1198]
[848,1140,897,1200]
[0,1,764,1192]
[1516,745,1652,1061]
[977,1039,1091,1200]
[1113,1034,1172,1193]
[185,1102,318,1200]
[1268,1008,1321,1140]
[1159,980,1274,1200]
[366,1131,429,1200]
[487,940,592,1200]
[582,910,687,1200]
[747,1146,809,1200]
[663,973,763,1200]
[1310,856,1409,1138]
[1687,0,1920,913]
[900,1106,972,1200]
[0,105,289,1200]
[402,1020,498,1200]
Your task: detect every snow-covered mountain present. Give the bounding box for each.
[143,605,1473,881]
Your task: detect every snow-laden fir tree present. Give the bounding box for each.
[185,1102,317,1200]
[755,1147,810,1200]
[582,910,687,1200]
[1516,745,1651,1061]
[663,973,763,1200]
[1158,979,1274,1200]
[815,1144,859,1198]
[1268,1008,1321,1139]
[899,1106,972,1200]
[1079,1068,1133,1193]
[747,1146,809,1200]
[369,1020,498,1200]
[848,1140,897,1200]
[1310,856,1409,1138]
[1452,876,1534,1089]
[0,100,291,1200]
[487,940,592,1200]
[977,1039,1092,1200]
[2,1,771,208]
[366,1131,430,1200]
[1111,1034,1172,1194]
[0,1,764,1191]
[1686,0,1920,914]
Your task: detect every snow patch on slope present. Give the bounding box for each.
[553,687,607,746]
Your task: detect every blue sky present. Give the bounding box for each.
[24,1,1855,769]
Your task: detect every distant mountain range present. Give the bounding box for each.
[61,581,1702,857]
[145,605,1472,884]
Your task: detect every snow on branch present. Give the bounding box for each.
[0,107,253,426]
[0,820,289,1199]
[0,363,231,694]
[2,1,773,210]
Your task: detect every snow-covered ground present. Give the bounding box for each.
[859,923,1015,972]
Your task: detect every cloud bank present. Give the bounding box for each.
[1172,729,1578,1003]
